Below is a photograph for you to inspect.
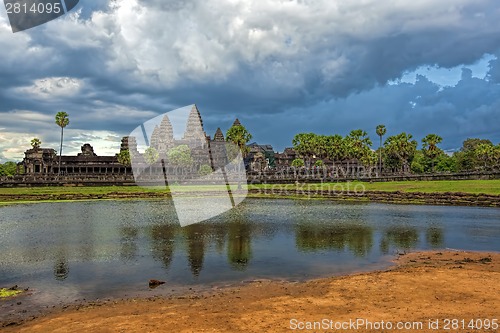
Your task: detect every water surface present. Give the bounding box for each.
[0,198,499,320]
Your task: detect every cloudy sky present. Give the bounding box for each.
[1,0,500,162]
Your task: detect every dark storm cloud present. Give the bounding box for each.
[2,0,500,160]
[249,62,500,152]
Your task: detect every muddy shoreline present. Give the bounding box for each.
[0,258,397,329]
[2,250,499,332]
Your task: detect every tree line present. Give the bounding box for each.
[291,126,500,174]
[0,161,20,176]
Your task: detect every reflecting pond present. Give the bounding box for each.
[0,198,499,308]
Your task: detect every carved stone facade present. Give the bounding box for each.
[274,148,297,169]
[150,115,174,155]
[246,143,275,171]
[22,143,127,176]
[22,148,58,174]
[78,144,97,157]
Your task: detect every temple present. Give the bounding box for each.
[20,105,293,177]
[19,105,367,181]
[12,105,376,185]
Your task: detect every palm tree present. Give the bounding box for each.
[226,121,253,158]
[475,143,495,170]
[422,134,443,172]
[384,132,417,174]
[325,134,346,167]
[226,120,252,189]
[55,112,69,176]
[292,133,316,167]
[375,125,386,175]
[227,220,252,270]
[30,138,41,150]
[312,134,328,163]
[346,129,372,163]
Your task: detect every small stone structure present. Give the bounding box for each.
[22,148,58,174]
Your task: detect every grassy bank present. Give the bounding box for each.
[253,179,500,195]
[0,180,499,205]
[1,179,499,195]
[0,185,166,196]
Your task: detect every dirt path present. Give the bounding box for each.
[3,251,500,333]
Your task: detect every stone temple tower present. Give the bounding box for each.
[150,114,175,156]
[183,105,208,148]
[180,104,211,167]
[210,128,228,169]
[232,118,241,127]
[121,136,138,154]
[213,128,225,142]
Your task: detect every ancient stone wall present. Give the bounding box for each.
[0,171,499,187]
[250,188,500,207]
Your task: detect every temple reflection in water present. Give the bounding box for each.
[45,203,446,281]
[0,199,450,282]
[103,202,444,280]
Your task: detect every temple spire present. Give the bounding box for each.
[183,105,207,144]
[150,125,160,148]
[157,114,174,153]
[213,128,225,142]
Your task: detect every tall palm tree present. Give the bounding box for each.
[376,125,386,175]
[55,112,70,176]
[422,134,443,172]
[226,120,252,189]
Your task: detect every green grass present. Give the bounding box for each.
[0,288,22,298]
[250,180,500,195]
[0,184,236,195]
[0,180,498,203]
[0,185,167,195]
[358,179,500,194]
